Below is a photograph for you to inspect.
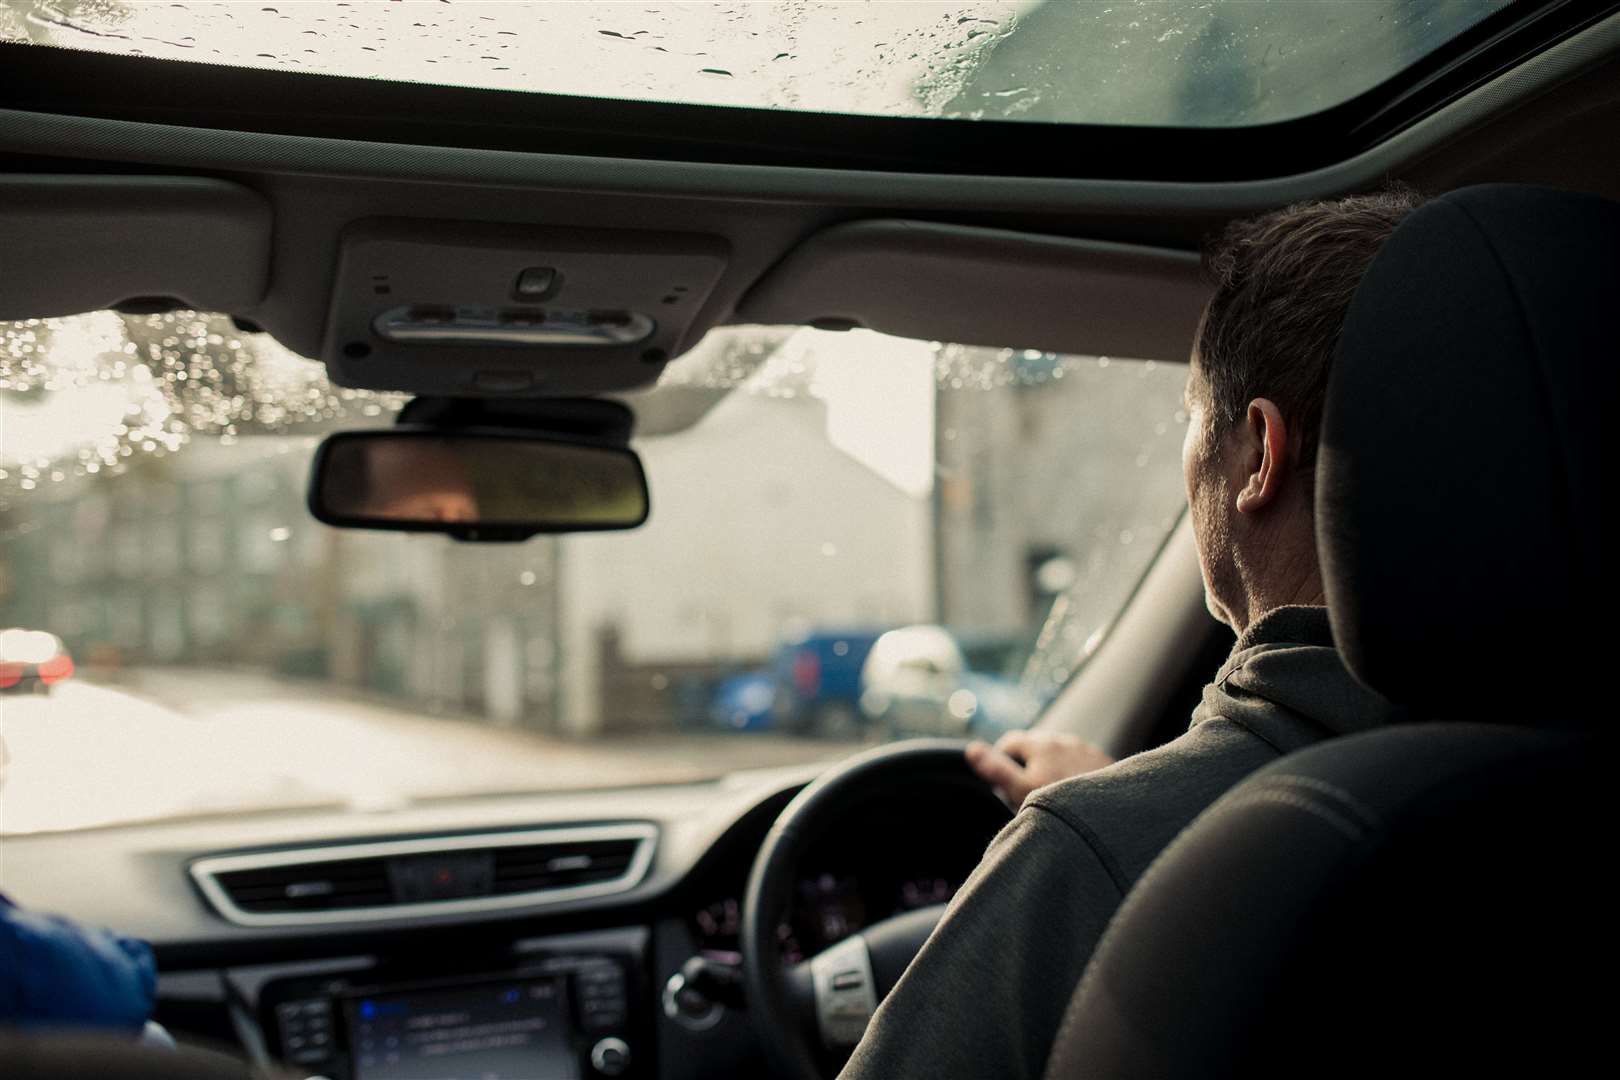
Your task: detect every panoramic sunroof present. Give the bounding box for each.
[1,0,1513,129]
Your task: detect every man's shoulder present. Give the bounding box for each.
[1030,716,1279,815]
[1023,719,1282,883]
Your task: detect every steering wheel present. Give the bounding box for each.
[741,739,1011,1080]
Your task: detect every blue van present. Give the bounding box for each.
[706,629,884,736]
[770,628,883,735]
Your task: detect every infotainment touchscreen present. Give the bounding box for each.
[346,977,580,1080]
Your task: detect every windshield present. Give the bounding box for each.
[1,0,1509,128]
[0,313,1189,834]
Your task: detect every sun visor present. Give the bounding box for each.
[0,176,271,320]
[321,220,728,397]
[738,220,1208,361]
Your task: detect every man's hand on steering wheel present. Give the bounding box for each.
[965,730,1115,807]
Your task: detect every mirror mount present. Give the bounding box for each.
[395,396,635,448]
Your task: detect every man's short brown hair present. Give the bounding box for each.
[1195,188,1425,479]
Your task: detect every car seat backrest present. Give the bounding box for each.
[1042,184,1619,1079]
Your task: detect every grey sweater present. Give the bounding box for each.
[839,606,1402,1080]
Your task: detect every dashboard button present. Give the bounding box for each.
[513,267,559,300]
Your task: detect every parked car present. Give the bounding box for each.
[0,628,74,695]
[858,625,1041,740]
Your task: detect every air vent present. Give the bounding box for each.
[212,857,392,916]
[190,824,656,928]
[491,838,640,895]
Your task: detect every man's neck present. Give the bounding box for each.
[1229,545,1325,638]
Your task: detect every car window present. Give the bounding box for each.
[0,312,1188,833]
[1,0,1509,128]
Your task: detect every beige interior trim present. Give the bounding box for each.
[737,220,1208,359]
[0,175,271,320]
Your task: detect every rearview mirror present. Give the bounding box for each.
[308,430,648,540]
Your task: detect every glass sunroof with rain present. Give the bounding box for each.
[1,1,1512,128]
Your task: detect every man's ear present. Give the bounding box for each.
[1234,398,1290,515]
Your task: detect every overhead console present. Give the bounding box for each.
[738,219,1210,361]
[0,175,270,320]
[321,220,728,397]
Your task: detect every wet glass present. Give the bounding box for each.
[0,313,1190,833]
[0,1,1512,128]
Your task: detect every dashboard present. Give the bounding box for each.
[0,762,1011,1080]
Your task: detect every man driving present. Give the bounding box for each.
[840,190,1420,1079]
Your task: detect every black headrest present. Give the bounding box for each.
[1317,184,1617,718]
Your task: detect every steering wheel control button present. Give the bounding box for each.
[513,266,559,300]
[809,935,879,1049]
[590,1036,631,1076]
